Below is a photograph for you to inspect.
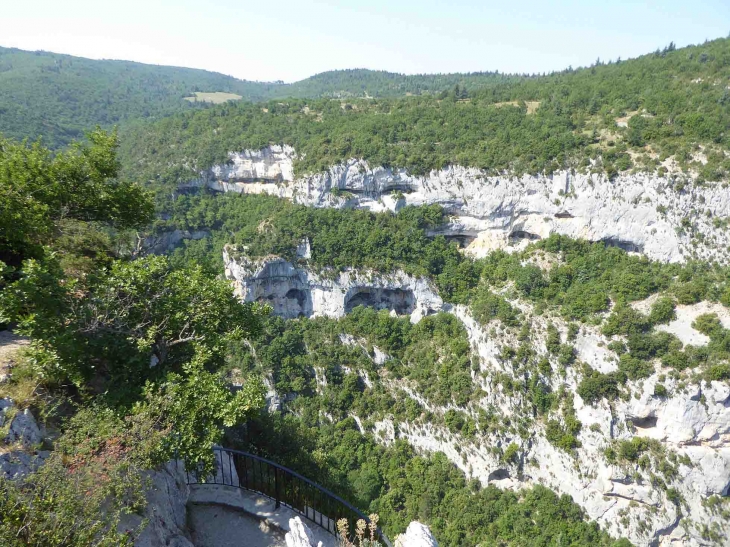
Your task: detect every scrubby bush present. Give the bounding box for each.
[648,297,676,325]
[578,371,622,404]
[471,289,520,326]
[618,353,654,380]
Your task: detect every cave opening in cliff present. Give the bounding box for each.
[344,288,416,315]
[601,238,644,253]
[445,234,477,248]
[427,234,477,248]
[629,415,658,429]
[509,230,542,243]
[255,287,311,318]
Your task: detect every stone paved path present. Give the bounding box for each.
[189,502,287,547]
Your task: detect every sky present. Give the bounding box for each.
[1,0,729,83]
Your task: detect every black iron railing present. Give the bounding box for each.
[184,446,392,546]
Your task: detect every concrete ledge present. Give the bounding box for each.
[188,484,337,547]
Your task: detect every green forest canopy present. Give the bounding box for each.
[119,37,730,190]
[0,46,512,149]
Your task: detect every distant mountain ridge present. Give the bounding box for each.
[0,46,513,148]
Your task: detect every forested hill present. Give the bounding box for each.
[3,37,730,158]
[0,47,511,149]
[120,37,730,191]
[270,68,516,98]
[0,46,284,148]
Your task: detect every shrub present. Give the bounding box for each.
[578,371,622,404]
[706,363,730,381]
[546,419,580,451]
[546,323,561,354]
[471,289,519,326]
[502,443,520,464]
[616,437,656,462]
[666,488,683,507]
[648,297,676,325]
[693,313,724,338]
[618,353,654,380]
[603,305,649,337]
[444,409,466,433]
[607,340,627,355]
[627,332,680,360]
[674,280,707,304]
[557,344,576,367]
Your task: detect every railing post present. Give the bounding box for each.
[274,467,281,509]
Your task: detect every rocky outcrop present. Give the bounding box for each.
[395,522,439,547]
[120,461,194,547]
[223,247,443,323]
[181,145,295,189]
[412,305,730,547]
[285,517,324,547]
[141,229,210,255]
[186,146,730,263]
[0,398,47,479]
[1,401,42,447]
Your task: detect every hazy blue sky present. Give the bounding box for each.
[2,0,728,82]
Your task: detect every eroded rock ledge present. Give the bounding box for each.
[223,246,443,323]
[182,145,730,264]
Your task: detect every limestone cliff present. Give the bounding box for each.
[223,246,443,323]
[202,148,730,546]
[183,146,730,264]
[224,251,730,546]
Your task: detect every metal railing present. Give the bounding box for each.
[185,446,392,546]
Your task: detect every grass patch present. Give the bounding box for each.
[491,100,541,114]
[184,91,242,104]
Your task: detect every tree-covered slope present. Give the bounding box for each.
[269,68,516,99]
[0,46,284,148]
[0,48,513,149]
[119,37,730,190]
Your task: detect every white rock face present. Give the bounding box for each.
[1,398,42,447]
[121,461,194,547]
[190,148,730,545]
[285,517,324,547]
[435,306,730,547]
[653,301,730,346]
[395,522,439,547]
[142,229,210,255]
[184,146,730,263]
[223,247,443,323]
[186,145,295,187]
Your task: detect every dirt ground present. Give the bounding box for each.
[0,331,29,379]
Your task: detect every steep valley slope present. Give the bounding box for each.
[139,139,730,545]
[9,34,726,546]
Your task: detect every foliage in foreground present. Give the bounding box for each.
[0,408,159,546]
[0,129,153,267]
[0,133,268,545]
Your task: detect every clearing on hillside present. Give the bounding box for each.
[184,91,243,104]
[492,100,541,114]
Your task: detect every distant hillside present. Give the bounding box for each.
[271,68,517,99]
[119,37,730,193]
[0,47,283,148]
[0,47,520,148]
[4,39,730,157]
